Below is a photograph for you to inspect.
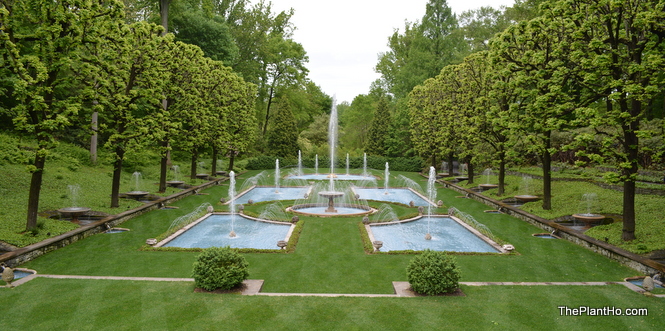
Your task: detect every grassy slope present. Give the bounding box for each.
[460,172,665,254]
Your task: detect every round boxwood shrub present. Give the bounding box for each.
[192,246,249,291]
[406,249,461,295]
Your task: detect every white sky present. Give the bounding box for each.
[262,0,516,103]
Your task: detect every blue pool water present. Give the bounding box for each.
[288,174,373,181]
[233,187,309,204]
[355,188,433,206]
[162,214,292,249]
[370,217,499,253]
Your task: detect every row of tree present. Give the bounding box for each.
[408,0,665,241]
[0,0,256,230]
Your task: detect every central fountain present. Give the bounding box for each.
[318,96,344,213]
[58,184,90,223]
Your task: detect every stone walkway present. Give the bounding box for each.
[3,274,663,298]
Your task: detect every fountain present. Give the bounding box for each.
[515,176,539,202]
[572,193,605,229]
[166,165,185,187]
[479,168,498,190]
[363,153,368,177]
[318,96,345,212]
[297,150,303,176]
[384,162,390,195]
[425,166,437,240]
[315,154,319,174]
[274,159,280,193]
[346,153,350,175]
[58,184,90,222]
[229,171,237,237]
[215,160,227,176]
[125,171,149,199]
[440,161,449,177]
[455,163,468,181]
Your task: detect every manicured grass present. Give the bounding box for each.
[4,169,663,329]
[2,278,663,330]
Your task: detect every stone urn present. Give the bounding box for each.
[409,201,415,207]
[418,206,424,215]
[2,266,14,287]
[277,240,288,250]
[206,205,214,213]
[437,200,443,207]
[291,216,299,223]
[362,216,370,224]
[372,241,383,252]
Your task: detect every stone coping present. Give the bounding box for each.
[437,178,665,275]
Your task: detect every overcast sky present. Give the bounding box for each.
[261,0,516,103]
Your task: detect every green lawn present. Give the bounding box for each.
[3,170,664,329]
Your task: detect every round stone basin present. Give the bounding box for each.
[479,184,498,189]
[166,180,185,187]
[287,203,375,217]
[125,191,149,199]
[572,213,605,229]
[58,207,91,216]
[515,195,539,202]
[318,191,344,198]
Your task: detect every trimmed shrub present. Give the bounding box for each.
[192,246,249,291]
[406,249,461,295]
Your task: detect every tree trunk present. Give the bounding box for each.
[542,132,552,210]
[447,153,454,176]
[211,145,218,175]
[467,160,474,185]
[190,150,198,180]
[90,111,98,165]
[228,149,236,171]
[431,153,437,169]
[621,116,640,241]
[110,147,125,208]
[262,84,276,136]
[159,0,170,35]
[158,140,169,193]
[26,152,46,230]
[498,150,506,196]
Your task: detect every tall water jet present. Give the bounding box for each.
[425,166,437,240]
[384,162,390,195]
[297,150,303,176]
[68,184,81,207]
[346,153,350,175]
[274,159,280,193]
[167,165,184,187]
[315,154,319,174]
[363,153,368,177]
[229,171,237,237]
[573,193,604,229]
[515,175,539,202]
[329,96,338,184]
[126,171,149,199]
[479,168,498,189]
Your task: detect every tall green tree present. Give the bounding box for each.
[266,95,298,158]
[0,0,125,229]
[556,0,665,240]
[89,22,171,207]
[365,97,391,156]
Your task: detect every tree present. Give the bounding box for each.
[170,8,238,64]
[556,0,665,240]
[266,95,298,158]
[0,0,125,229]
[89,22,171,207]
[365,97,391,156]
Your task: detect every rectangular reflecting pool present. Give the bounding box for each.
[369,217,501,253]
[354,188,434,206]
[159,214,293,249]
[233,186,310,204]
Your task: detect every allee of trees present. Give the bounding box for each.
[407,0,665,241]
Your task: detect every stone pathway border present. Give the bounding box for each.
[3,274,663,298]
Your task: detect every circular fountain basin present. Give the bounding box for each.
[58,207,91,216]
[572,213,605,229]
[195,173,209,179]
[479,184,498,189]
[125,191,149,199]
[288,203,375,217]
[166,180,185,187]
[515,195,539,202]
[106,227,130,234]
[318,191,345,198]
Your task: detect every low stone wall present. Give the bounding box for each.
[0,177,228,267]
[439,180,665,275]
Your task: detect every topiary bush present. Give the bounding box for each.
[406,249,461,295]
[192,246,249,291]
